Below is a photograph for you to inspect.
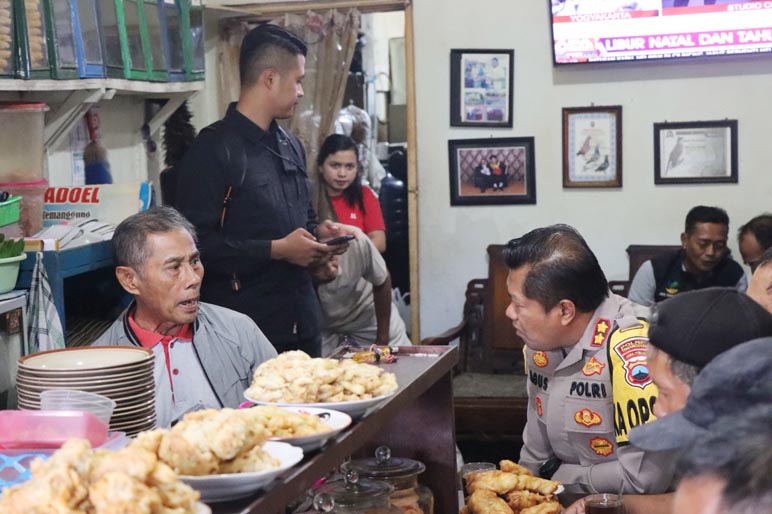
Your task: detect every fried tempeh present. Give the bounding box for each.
[468,471,560,496]
[505,490,553,511]
[467,489,515,514]
[520,501,562,514]
[499,460,533,476]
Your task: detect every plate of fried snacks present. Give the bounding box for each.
[131,408,304,502]
[240,405,351,451]
[178,441,302,502]
[244,351,398,419]
[461,460,563,514]
[0,438,206,514]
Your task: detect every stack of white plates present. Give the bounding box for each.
[16,347,156,436]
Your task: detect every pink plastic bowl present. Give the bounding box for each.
[0,410,109,449]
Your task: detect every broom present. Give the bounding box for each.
[83,108,113,185]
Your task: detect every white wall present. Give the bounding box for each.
[413,0,772,337]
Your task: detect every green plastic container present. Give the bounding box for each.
[0,254,25,293]
[0,196,21,227]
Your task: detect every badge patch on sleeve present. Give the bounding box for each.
[591,318,610,347]
[582,357,605,376]
[575,408,602,427]
[609,320,658,445]
[590,437,614,456]
[613,337,653,389]
[536,396,543,417]
[532,352,549,368]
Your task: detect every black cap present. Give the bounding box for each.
[648,287,772,368]
[630,337,772,451]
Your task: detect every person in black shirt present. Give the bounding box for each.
[176,24,351,357]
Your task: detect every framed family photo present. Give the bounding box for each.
[448,137,536,206]
[562,105,622,188]
[450,49,514,128]
[654,120,738,184]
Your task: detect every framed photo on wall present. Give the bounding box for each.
[450,49,514,128]
[654,120,738,184]
[562,105,622,188]
[448,137,536,206]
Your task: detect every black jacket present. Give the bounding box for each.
[176,104,320,345]
[651,249,745,302]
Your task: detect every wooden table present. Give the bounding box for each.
[212,345,459,514]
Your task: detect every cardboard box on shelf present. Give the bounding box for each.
[43,182,152,228]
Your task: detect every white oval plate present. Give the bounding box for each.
[179,441,303,502]
[266,406,352,451]
[18,347,153,371]
[243,391,395,420]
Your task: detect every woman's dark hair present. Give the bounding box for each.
[317,134,365,214]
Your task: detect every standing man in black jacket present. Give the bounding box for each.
[176,24,350,357]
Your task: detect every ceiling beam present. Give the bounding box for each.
[209,0,407,19]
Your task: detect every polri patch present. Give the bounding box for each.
[536,396,543,417]
[590,437,614,457]
[582,357,605,376]
[575,408,602,427]
[591,318,611,347]
[532,351,549,368]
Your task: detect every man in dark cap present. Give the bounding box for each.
[564,288,772,514]
[176,24,352,357]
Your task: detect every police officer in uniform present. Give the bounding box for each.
[504,225,673,494]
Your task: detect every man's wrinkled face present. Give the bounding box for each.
[131,229,204,327]
[681,222,728,274]
[646,344,691,418]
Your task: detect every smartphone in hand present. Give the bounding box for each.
[325,234,355,246]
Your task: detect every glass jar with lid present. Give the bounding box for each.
[311,469,402,514]
[347,446,434,514]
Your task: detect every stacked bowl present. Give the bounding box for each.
[15,347,156,436]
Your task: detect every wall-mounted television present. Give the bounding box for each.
[550,0,772,64]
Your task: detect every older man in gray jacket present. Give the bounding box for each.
[94,207,276,427]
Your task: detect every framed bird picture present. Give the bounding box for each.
[654,120,738,185]
[562,105,622,188]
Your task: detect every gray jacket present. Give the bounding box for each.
[94,302,277,409]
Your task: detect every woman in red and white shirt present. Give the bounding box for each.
[316,134,386,252]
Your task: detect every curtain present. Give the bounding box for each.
[217,10,361,174]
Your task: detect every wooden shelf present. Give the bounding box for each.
[0,79,204,150]
[213,345,459,514]
[0,78,203,95]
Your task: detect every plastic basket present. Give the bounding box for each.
[0,196,20,227]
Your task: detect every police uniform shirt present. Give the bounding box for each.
[519,294,675,494]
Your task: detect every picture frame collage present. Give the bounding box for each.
[447,49,739,206]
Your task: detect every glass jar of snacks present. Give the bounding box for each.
[347,446,434,514]
[311,469,402,513]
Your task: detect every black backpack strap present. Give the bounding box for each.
[201,122,248,231]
